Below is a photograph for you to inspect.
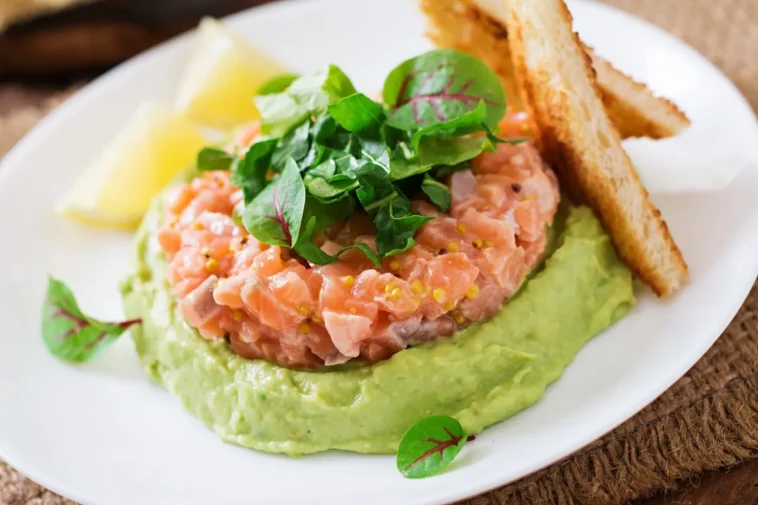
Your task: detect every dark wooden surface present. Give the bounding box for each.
[633,458,758,505]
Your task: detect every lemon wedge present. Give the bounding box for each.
[57,103,206,230]
[175,17,288,129]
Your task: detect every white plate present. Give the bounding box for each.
[1,1,757,504]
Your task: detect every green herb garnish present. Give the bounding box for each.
[42,276,140,362]
[396,416,472,479]
[201,48,517,263]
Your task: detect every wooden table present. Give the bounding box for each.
[635,458,758,505]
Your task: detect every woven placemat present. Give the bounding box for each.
[1,0,757,504]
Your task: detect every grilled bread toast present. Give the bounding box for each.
[421,0,691,140]
[502,0,688,295]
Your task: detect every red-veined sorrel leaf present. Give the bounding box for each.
[383,49,505,132]
[243,156,306,247]
[42,276,140,363]
[397,415,469,479]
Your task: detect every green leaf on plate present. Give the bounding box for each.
[42,276,140,363]
[383,49,505,132]
[255,64,357,137]
[231,138,278,203]
[328,93,384,133]
[421,175,451,212]
[374,195,433,257]
[396,415,469,479]
[257,73,299,96]
[243,157,306,247]
[196,147,235,172]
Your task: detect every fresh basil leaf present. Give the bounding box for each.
[302,194,355,234]
[256,65,357,137]
[358,135,391,172]
[197,147,235,172]
[312,114,339,143]
[257,73,299,96]
[301,140,329,169]
[374,195,433,257]
[294,217,381,267]
[42,276,140,363]
[271,121,312,171]
[243,157,305,247]
[231,138,278,203]
[421,175,451,212]
[354,162,397,214]
[328,93,384,133]
[432,161,472,178]
[389,158,429,181]
[383,48,505,132]
[409,101,488,149]
[417,135,495,167]
[304,173,359,202]
[396,416,469,479]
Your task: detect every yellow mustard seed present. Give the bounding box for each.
[350,308,357,314]
[298,305,310,316]
[446,241,460,253]
[384,280,397,294]
[472,238,484,249]
[298,321,311,334]
[205,258,219,271]
[443,301,455,312]
[390,288,402,299]
[232,310,243,322]
[389,260,401,272]
[410,279,425,295]
[192,221,204,231]
[311,314,323,324]
[466,284,480,299]
[342,275,355,287]
[432,289,446,304]
[456,223,467,234]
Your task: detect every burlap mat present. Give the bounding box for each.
[1,0,757,504]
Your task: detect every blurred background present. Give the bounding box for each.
[0,0,275,154]
[0,0,268,80]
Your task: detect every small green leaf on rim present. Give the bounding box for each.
[397,415,468,479]
[42,276,140,363]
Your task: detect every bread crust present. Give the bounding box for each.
[503,0,688,296]
[421,0,691,140]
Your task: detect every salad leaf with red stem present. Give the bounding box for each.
[396,415,471,479]
[243,157,306,247]
[42,276,140,363]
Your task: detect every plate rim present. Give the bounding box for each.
[1,1,757,504]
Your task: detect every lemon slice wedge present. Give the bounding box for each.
[56,103,206,230]
[175,17,288,129]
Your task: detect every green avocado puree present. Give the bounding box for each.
[121,192,633,456]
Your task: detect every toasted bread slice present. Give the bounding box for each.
[502,0,687,296]
[420,0,691,140]
[586,47,691,139]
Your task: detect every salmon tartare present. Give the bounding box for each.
[157,141,559,368]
